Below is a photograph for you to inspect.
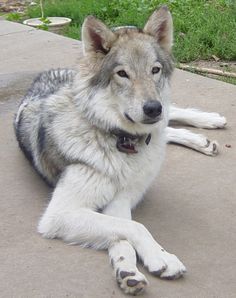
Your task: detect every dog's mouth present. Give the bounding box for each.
[141,115,163,125]
[124,113,162,125]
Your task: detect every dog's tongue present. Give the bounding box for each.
[116,137,138,154]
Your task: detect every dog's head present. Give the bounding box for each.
[79,6,173,134]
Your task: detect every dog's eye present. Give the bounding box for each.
[117,70,129,78]
[152,66,161,74]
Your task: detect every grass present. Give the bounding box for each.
[24,0,236,63]
[5,12,22,21]
[216,76,236,85]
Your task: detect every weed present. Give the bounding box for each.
[6,12,21,22]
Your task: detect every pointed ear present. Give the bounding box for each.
[144,6,173,53]
[82,16,116,55]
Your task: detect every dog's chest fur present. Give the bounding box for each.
[48,91,167,191]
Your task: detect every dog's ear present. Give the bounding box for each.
[82,16,116,55]
[144,6,173,53]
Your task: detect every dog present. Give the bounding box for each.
[14,6,226,295]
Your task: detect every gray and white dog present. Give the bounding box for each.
[14,6,226,295]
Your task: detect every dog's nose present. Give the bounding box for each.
[143,100,162,118]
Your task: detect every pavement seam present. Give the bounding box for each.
[0,28,35,37]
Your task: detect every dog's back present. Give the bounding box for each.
[14,69,76,186]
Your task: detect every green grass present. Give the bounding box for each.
[6,12,22,21]
[25,0,236,63]
[216,76,236,85]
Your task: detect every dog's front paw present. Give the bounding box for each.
[145,250,186,280]
[116,268,148,295]
[200,113,227,129]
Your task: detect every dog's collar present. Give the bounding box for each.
[111,129,151,154]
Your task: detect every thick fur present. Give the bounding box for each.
[14,6,226,295]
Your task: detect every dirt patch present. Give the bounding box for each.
[0,0,31,13]
[189,60,236,73]
[178,60,236,84]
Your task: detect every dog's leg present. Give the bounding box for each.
[166,126,219,156]
[38,165,186,281]
[103,199,148,295]
[169,106,227,129]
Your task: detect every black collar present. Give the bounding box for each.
[111,129,151,154]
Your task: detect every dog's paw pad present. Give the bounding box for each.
[117,269,148,295]
[160,271,185,280]
[160,265,186,280]
[119,271,135,279]
[150,265,167,276]
[127,279,142,287]
[146,251,186,280]
[203,139,219,156]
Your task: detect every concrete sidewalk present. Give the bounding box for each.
[0,20,236,298]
